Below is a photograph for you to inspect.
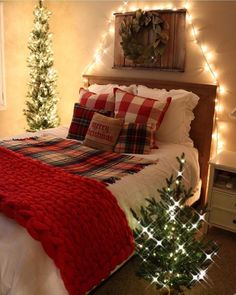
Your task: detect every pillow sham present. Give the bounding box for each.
[137,85,199,146]
[114,88,171,126]
[79,88,115,112]
[84,113,124,151]
[114,123,154,154]
[114,88,171,146]
[88,83,137,95]
[67,104,111,141]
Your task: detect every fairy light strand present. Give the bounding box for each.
[184,0,225,153]
[83,0,225,153]
[82,0,128,78]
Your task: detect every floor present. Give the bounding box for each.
[91,227,236,295]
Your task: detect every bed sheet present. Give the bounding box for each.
[0,126,200,295]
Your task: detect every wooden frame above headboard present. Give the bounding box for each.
[83,75,217,206]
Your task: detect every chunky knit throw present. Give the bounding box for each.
[0,146,134,295]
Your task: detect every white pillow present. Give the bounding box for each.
[137,85,199,146]
[138,85,167,98]
[88,83,137,95]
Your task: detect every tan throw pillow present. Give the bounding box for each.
[84,113,124,151]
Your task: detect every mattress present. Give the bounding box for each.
[0,126,200,295]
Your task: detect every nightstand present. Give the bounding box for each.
[207,151,236,233]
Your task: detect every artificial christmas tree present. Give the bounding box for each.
[24,0,60,131]
[131,154,218,295]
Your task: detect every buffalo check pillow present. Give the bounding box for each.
[114,123,155,154]
[79,88,115,112]
[114,88,172,146]
[67,103,111,141]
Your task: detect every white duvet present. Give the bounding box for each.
[0,126,200,295]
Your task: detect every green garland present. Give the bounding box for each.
[119,10,169,64]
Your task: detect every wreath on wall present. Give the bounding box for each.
[119,10,169,64]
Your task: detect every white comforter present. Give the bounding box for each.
[0,126,200,295]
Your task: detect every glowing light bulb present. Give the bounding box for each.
[187,14,193,24]
[192,27,199,37]
[152,276,159,283]
[204,63,211,72]
[198,269,206,280]
[95,54,101,64]
[185,2,191,10]
[201,45,208,53]
[212,132,218,140]
[206,52,214,61]
[218,140,224,151]
[216,104,223,113]
[109,26,115,35]
[83,78,88,84]
[218,85,226,94]
[187,14,193,25]
[214,71,219,78]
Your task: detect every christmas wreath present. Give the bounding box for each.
[119,10,169,64]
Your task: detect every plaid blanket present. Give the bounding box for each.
[0,135,156,184]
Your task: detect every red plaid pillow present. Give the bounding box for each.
[67,104,111,141]
[79,88,115,112]
[114,88,171,127]
[114,123,155,154]
[114,88,171,147]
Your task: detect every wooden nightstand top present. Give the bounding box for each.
[210,151,236,172]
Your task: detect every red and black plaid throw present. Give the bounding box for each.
[0,136,156,184]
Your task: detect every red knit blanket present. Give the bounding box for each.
[0,146,134,295]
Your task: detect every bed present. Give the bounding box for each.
[0,76,217,295]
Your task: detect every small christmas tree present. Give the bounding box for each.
[131,154,218,295]
[24,0,60,131]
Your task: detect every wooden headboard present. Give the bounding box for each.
[83,74,217,206]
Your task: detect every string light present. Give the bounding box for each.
[184,0,226,153]
[83,0,225,153]
[82,1,129,76]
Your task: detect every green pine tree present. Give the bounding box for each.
[131,154,219,295]
[24,0,60,132]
